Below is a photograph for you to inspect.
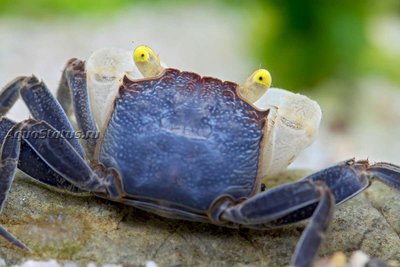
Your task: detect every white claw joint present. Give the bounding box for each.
[239,69,322,177]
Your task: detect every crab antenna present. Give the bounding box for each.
[133,45,165,78]
[239,69,272,104]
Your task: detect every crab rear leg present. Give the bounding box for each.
[368,162,400,190]
[216,180,335,267]
[217,159,400,267]
[260,159,400,229]
[303,159,400,204]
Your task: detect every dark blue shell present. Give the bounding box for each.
[98,69,266,212]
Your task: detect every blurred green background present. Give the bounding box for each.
[1,0,400,167]
[1,0,399,90]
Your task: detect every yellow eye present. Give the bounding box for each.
[252,69,271,88]
[133,46,151,63]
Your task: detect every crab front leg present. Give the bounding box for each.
[56,58,98,156]
[57,48,144,156]
[214,159,400,267]
[56,64,74,118]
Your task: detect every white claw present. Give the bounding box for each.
[86,47,143,129]
[255,88,322,177]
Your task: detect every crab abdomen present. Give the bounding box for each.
[98,69,266,212]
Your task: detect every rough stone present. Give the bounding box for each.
[0,170,399,266]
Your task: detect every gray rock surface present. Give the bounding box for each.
[0,170,399,266]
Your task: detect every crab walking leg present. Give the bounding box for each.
[0,76,86,157]
[291,185,335,267]
[245,159,400,229]
[218,159,400,266]
[304,159,400,205]
[56,66,73,117]
[0,117,84,193]
[0,117,15,143]
[220,180,328,225]
[17,120,106,192]
[17,76,86,157]
[0,225,30,252]
[249,159,400,230]
[0,119,113,249]
[0,123,30,251]
[368,162,400,190]
[57,59,98,157]
[0,77,23,116]
[219,181,335,267]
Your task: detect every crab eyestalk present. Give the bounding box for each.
[133,45,165,78]
[239,69,272,103]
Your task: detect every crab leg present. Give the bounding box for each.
[221,159,400,228]
[256,159,400,229]
[220,180,330,224]
[368,162,400,190]
[303,159,400,204]
[219,159,400,266]
[0,119,111,250]
[0,77,22,116]
[219,181,335,267]
[56,65,73,117]
[0,118,106,195]
[0,122,29,251]
[18,76,87,157]
[0,76,86,157]
[0,117,83,193]
[291,185,335,267]
[15,120,105,191]
[56,59,98,156]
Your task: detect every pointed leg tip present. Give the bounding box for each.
[18,242,32,253]
[8,237,31,253]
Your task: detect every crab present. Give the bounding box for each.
[0,46,399,267]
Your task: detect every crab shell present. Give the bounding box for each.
[95,68,266,212]
[86,48,321,214]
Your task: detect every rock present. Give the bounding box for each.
[0,170,399,266]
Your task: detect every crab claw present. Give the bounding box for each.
[133,45,166,78]
[257,88,322,177]
[86,47,142,129]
